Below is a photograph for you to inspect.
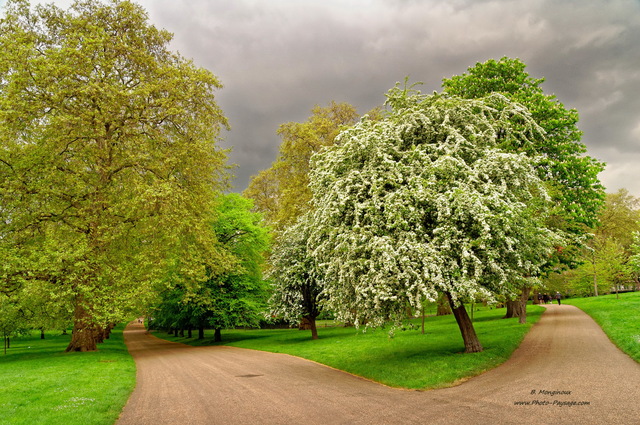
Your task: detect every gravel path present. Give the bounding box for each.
[116,304,640,424]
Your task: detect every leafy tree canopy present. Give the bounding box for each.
[596,189,640,251]
[547,189,640,296]
[307,84,561,339]
[442,57,605,243]
[244,101,361,233]
[0,0,230,351]
[152,194,271,340]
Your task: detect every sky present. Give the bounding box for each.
[4,0,640,195]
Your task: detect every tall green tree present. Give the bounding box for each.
[597,189,640,251]
[442,57,605,317]
[307,85,559,353]
[558,239,625,297]
[592,189,640,295]
[0,293,28,354]
[244,101,360,233]
[207,194,271,340]
[442,57,605,249]
[152,194,271,341]
[553,189,640,296]
[0,0,230,351]
[628,231,640,289]
[16,279,72,338]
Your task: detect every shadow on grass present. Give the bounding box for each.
[0,332,70,364]
[0,324,131,365]
[153,306,544,360]
[153,325,364,347]
[149,328,289,346]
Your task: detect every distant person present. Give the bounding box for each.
[555,292,562,305]
[543,294,550,304]
[537,293,544,304]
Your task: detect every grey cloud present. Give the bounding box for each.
[19,0,640,195]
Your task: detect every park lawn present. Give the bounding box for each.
[0,324,136,425]
[155,305,544,390]
[564,291,640,362]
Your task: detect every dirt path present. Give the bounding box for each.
[116,305,640,424]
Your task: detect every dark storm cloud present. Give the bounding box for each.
[20,0,640,194]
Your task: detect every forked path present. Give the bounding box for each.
[117,305,640,425]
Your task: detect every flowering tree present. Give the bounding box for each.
[442,58,604,242]
[307,85,560,353]
[443,58,605,316]
[267,213,325,340]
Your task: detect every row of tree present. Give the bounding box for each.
[545,188,640,296]
[149,194,270,342]
[1,0,630,355]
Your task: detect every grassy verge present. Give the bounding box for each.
[564,291,640,362]
[0,324,136,425]
[154,305,544,390]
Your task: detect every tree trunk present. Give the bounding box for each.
[173,328,179,337]
[214,328,222,342]
[66,302,98,352]
[303,315,319,340]
[99,323,114,341]
[437,293,452,315]
[406,306,414,318]
[40,328,45,340]
[187,327,192,338]
[446,292,483,353]
[504,299,522,318]
[198,325,205,340]
[504,288,530,324]
[66,326,97,352]
[533,292,541,305]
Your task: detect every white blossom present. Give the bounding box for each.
[307,89,562,327]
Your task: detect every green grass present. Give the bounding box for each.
[154,305,544,390]
[564,291,640,362]
[0,324,136,425]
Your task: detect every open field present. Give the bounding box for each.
[564,291,640,362]
[154,305,545,389]
[0,324,136,425]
